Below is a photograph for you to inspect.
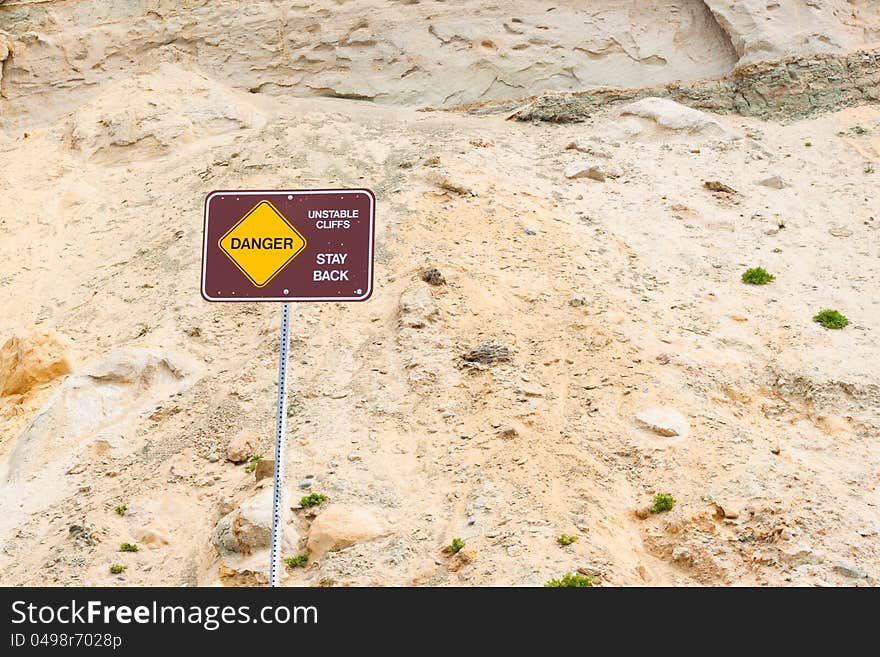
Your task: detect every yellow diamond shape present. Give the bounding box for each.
[218,200,307,288]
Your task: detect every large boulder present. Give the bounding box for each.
[306,504,391,556]
[615,97,740,141]
[3,348,197,483]
[213,488,300,583]
[212,488,298,557]
[0,331,72,396]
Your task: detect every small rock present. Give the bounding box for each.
[207,453,219,463]
[421,267,446,286]
[524,228,537,235]
[712,502,740,520]
[227,428,260,464]
[771,445,781,455]
[634,406,690,438]
[833,561,867,579]
[298,480,313,488]
[565,141,612,158]
[569,295,587,307]
[704,180,737,195]
[498,425,518,439]
[448,547,477,573]
[461,343,511,364]
[254,458,274,482]
[758,175,789,189]
[564,161,613,181]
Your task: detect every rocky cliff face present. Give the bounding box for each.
[1,2,878,588]
[3,0,878,131]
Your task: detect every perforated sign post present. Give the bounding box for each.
[201,189,375,586]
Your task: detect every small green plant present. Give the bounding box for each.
[805,141,812,147]
[283,554,309,568]
[299,492,328,508]
[109,564,127,574]
[443,538,465,555]
[557,534,578,546]
[649,493,676,514]
[742,267,775,285]
[119,542,139,553]
[244,453,263,473]
[544,573,594,588]
[813,309,849,330]
[772,248,782,253]
[115,504,127,516]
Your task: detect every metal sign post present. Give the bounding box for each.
[201,188,375,587]
[268,303,291,587]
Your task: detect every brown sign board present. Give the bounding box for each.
[201,189,375,302]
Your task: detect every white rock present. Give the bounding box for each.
[634,406,690,438]
[617,97,740,140]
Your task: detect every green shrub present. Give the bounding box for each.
[115,505,127,516]
[649,493,676,514]
[244,453,263,473]
[742,267,775,285]
[443,538,464,555]
[805,141,812,147]
[557,534,578,546]
[813,309,848,329]
[119,543,139,553]
[544,573,593,587]
[283,554,309,568]
[109,564,127,574]
[299,493,327,508]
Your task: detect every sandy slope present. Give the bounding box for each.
[0,59,877,586]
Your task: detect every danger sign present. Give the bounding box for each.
[201,189,375,302]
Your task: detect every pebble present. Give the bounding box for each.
[207,453,219,463]
[298,480,313,488]
[524,228,537,235]
[304,473,315,479]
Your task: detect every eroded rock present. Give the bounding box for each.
[0,331,72,396]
